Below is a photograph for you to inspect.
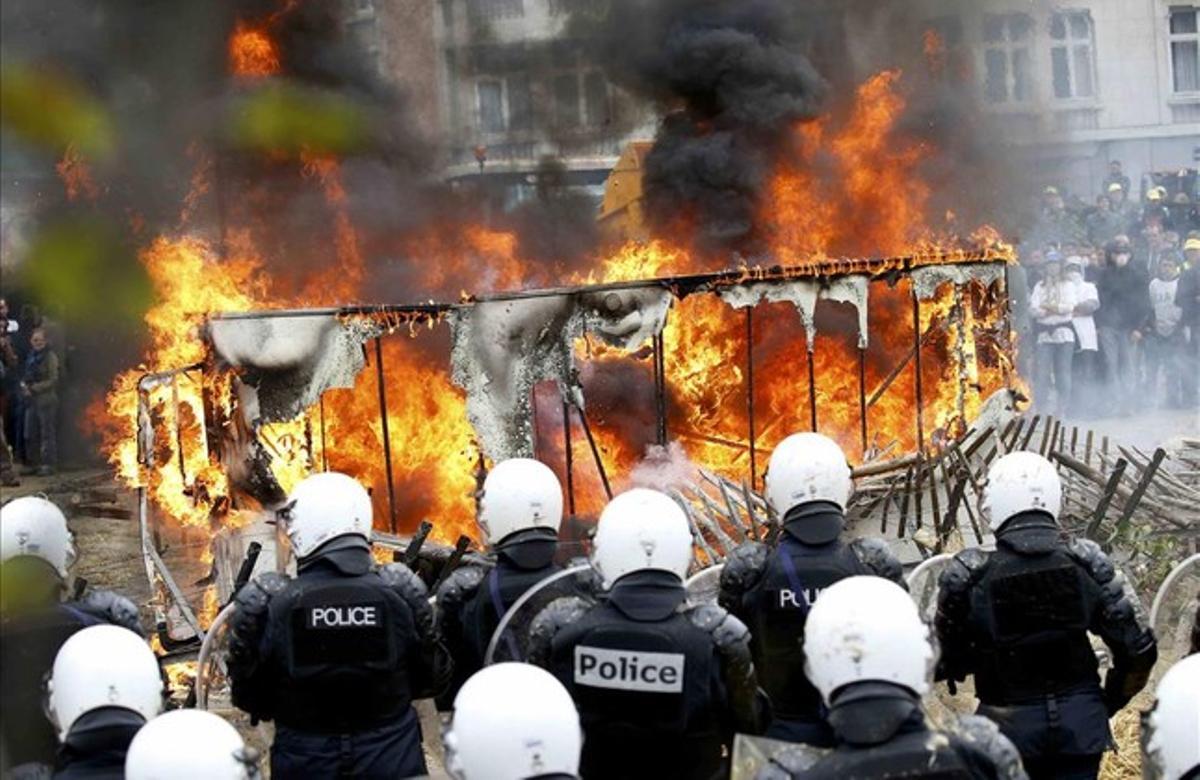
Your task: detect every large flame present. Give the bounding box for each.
[91,56,1015,594]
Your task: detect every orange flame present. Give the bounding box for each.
[93,68,1018,572]
[229,21,281,78]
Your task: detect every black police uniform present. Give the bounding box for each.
[0,588,142,776]
[758,682,1028,780]
[719,500,905,746]
[935,511,1157,780]
[529,569,767,780]
[434,527,562,709]
[53,708,147,780]
[228,536,450,780]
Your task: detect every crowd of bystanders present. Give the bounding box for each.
[0,296,62,484]
[1015,162,1200,419]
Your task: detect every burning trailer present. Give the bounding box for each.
[124,246,1023,650]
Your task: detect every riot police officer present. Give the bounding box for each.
[47,625,165,778]
[1,496,142,776]
[125,709,260,780]
[435,458,565,707]
[528,487,767,780]
[443,662,583,780]
[759,576,1028,779]
[227,472,449,779]
[935,451,1158,780]
[718,432,904,745]
[1141,654,1199,780]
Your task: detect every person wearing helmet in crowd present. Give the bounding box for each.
[443,662,582,780]
[935,452,1157,780]
[226,471,450,779]
[46,625,164,779]
[759,576,1027,780]
[528,488,767,780]
[434,458,567,708]
[125,709,260,780]
[1,496,142,776]
[1141,654,1200,780]
[718,432,905,746]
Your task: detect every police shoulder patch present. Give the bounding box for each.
[434,564,487,607]
[527,596,590,666]
[1066,538,1115,584]
[940,548,989,589]
[720,542,769,593]
[954,714,1028,780]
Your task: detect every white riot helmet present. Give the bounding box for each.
[981,451,1062,531]
[47,625,164,740]
[592,488,693,587]
[125,709,257,780]
[279,472,373,559]
[764,433,853,516]
[1143,655,1200,780]
[478,458,564,545]
[444,662,582,780]
[1,496,76,579]
[804,576,934,704]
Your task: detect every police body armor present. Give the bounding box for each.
[543,574,729,780]
[740,535,867,722]
[460,536,561,666]
[968,545,1100,704]
[802,728,975,780]
[269,568,414,733]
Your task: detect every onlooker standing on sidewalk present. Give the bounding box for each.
[0,308,18,487]
[1096,237,1152,416]
[1103,160,1132,197]
[19,328,59,476]
[1176,236,1200,408]
[1030,253,1079,418]
[1145,252,1186,408]
[1064,257,1101,417]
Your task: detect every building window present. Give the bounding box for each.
[1049,11,1095,98]
[1170,6,1200,93]
[477,81,505,133]
[583,71,610,126]
[476,76,534,134]
[467,0,523,21]
[554,73,581,128]
[982,12,1034,103]
[508,75,532,132]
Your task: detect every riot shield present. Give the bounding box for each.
[1148,554,1200,680]
[685,564,725,604]
[730,733,826,780]
[906,553,955,623]
[484,564,596,665]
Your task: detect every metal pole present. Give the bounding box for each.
[807,349,818,432]
[911,291,925,452]
[562,400,576,515]
[745,309,757,490]
[858,347,868,453]
[318,395,328,472]
[577,405,613,500]
[653,332,667,446]
[373,337,398,534]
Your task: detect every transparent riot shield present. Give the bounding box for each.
[730,733,826,780]
[484,564,597,665]
[1148,554,1200,681]
[685,564,725,604]
[906,553,955,623]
